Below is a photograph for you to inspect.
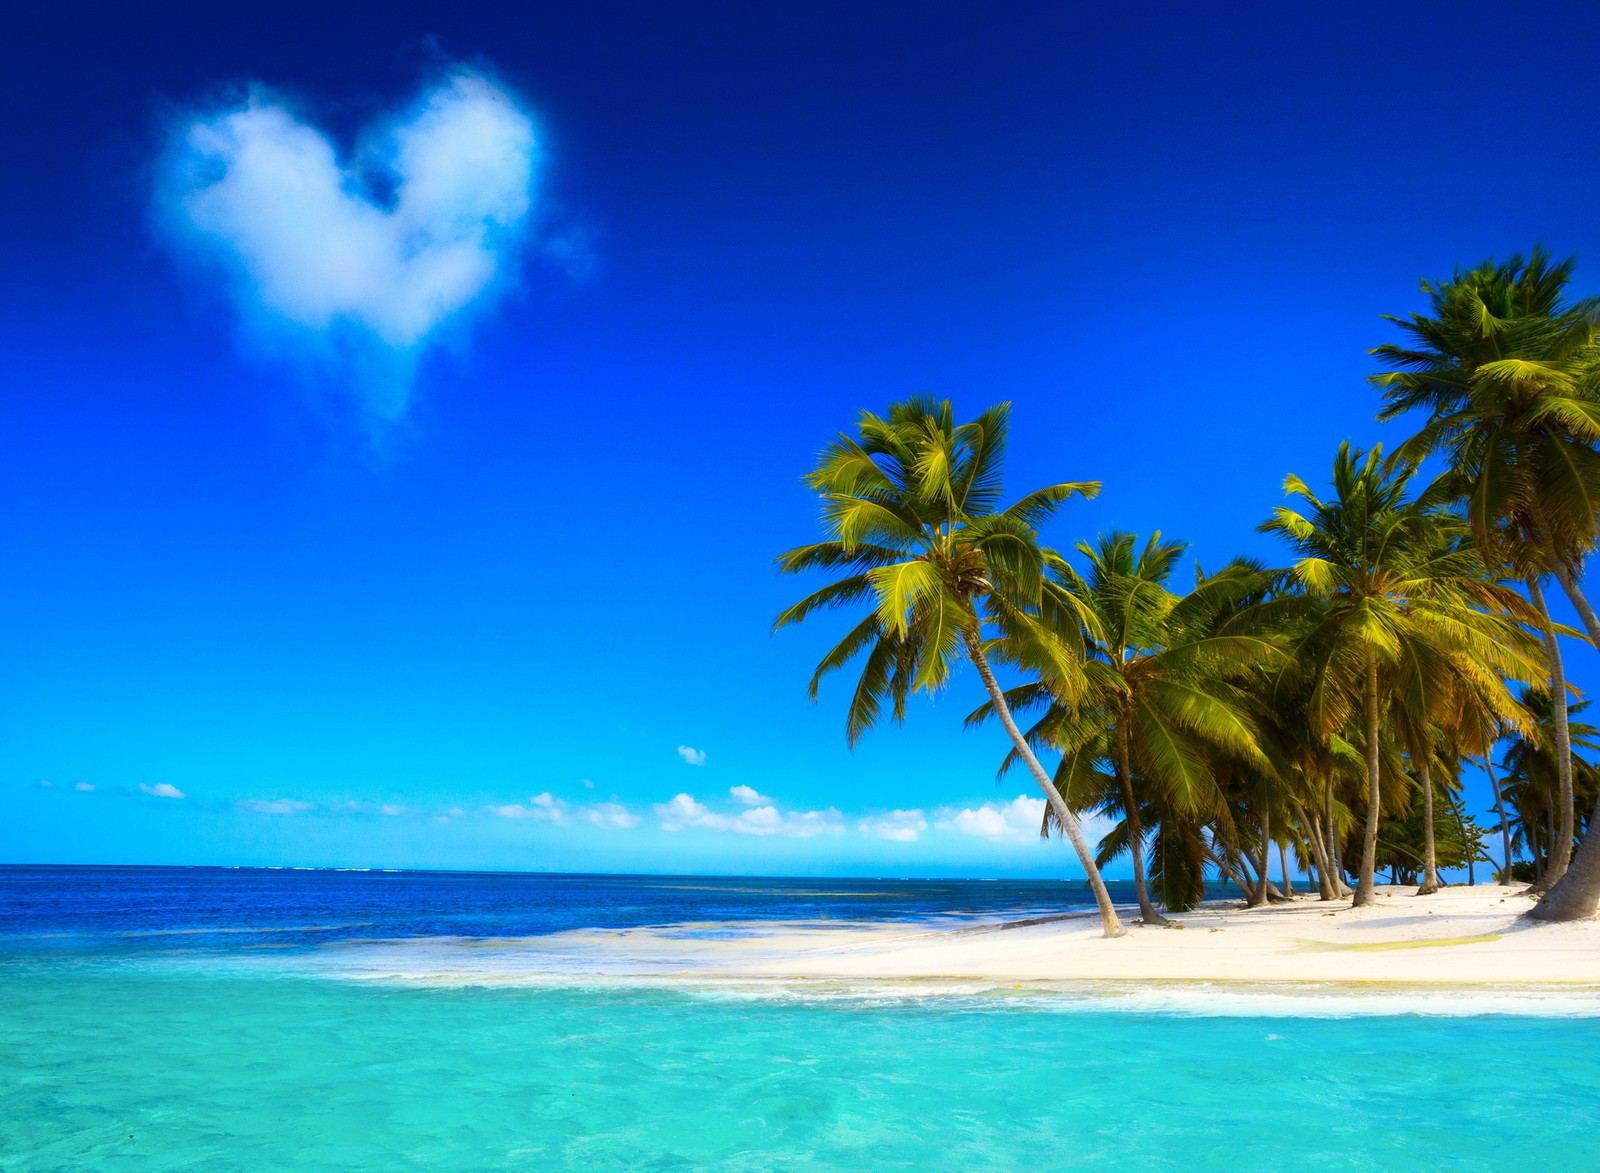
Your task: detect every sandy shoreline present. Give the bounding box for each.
[700,884,1600,986]
[319,884,1600,996]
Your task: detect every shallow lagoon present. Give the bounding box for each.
[5,867,1598,1170]
[5,963,1599,1171]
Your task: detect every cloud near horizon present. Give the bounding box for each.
[654,792,844,838]
[676,745,707,766]
[857,808,928,843]
[242,797,314,815]
[155,68,539,418]
[488,792,640,830]
[139,783,185,799]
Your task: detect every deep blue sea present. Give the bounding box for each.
[4,866,1598,1170]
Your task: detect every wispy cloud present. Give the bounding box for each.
[155,67,539,418]
[654,793,844,838]
[74,782,96,793]
[242,797,313,816]
[489,792,639,830]
[36,780,54,789]
[934,796,1045,842]
[676,745,707,767]
[728,784,769,806]
[857,809,928,843]
[488,792,568,822]
[380,803,412,817]
[583,802,641,830]
[139,783,186,800]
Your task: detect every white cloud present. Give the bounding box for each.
[654,793,843,838]
[857,809,928,842]
[140,783,186,800]
[74,782,96,793]
[528,792,568,823]
[935,795,1046,842]
[582,778,595,789]
[780,808,847,838]
[380,803,411,817]
[36,780,54,789]
[729,784,770,806]
[583,802,641,830]
[489,793,636,830]
[676,745,707,767]
[156,68,539,418]
[653,792,713,830]
[242,798,313,815]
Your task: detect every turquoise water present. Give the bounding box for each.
[5,869,1598,1169]
[5,961,1600,1171]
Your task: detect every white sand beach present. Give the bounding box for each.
[448,885,1596,990]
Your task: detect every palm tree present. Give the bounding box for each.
[972,536,1277,925]
[1369,248,1600,916]
[1389,639,1534,895]
[1501,689,1600,880]
[1260,442,1541,907]
[773,398,1126,937]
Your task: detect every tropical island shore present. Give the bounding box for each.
[472,885,1599,990]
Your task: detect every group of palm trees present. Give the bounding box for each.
[776,248,1600,937]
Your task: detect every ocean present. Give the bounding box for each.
[3,866,1596,1170]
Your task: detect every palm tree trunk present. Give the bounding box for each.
[1525,577,1575,895]
[1113,729,1169,926]
[1216,853,1251,900]
[1484,753,1512,885]
[1325,775,1352,898]
[1248,806,1271,908]
[963,631,1125,937]
[1279,841,1295,897]
[1531,556,1600,922]
[1417,754,1440,895]
[1354,648,1382,908]
[1293,799,1336,900]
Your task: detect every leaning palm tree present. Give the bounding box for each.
[1370,248,1600,916]
[1036,540,1273,921]
[1260,442,1542,907]
[974,537,1277,925]
[773,398,1126,936]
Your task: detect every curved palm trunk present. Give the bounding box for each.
[1215,853,1251,899]
[1293,799,1336,901]
[963,632,1126,937]
[1353,649,1383,908]
[1247,806,1272,909]
[1525,578,1575,896]
[1325,775,1352,898]
[1416,755,1440,895]
[1533,557,1600,922]
[1484,753,1513,885]
[1113,729,1169,926]
[1279,842,1296,897]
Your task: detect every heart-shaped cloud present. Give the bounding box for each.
[157,69,539,418]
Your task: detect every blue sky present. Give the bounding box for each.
[5,2,1600,876]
